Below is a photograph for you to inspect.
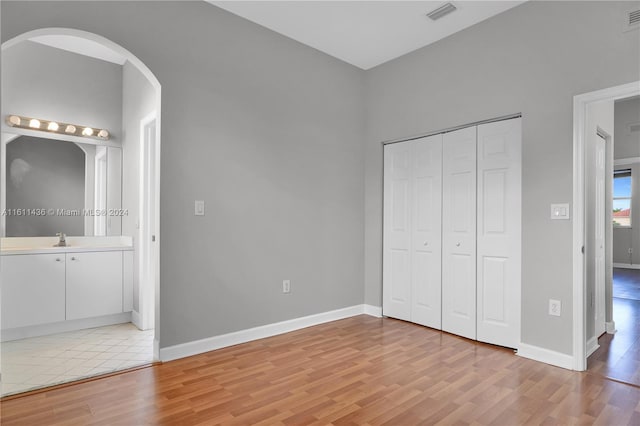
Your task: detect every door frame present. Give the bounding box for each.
[138,112,159,342]
[572,80,639,371]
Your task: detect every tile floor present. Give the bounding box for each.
[0,323,154,397]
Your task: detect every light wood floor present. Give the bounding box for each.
[589,268,640,387]
[2,315,640,425]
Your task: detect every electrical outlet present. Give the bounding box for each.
[549,299,561,317]
[282,280,291,294]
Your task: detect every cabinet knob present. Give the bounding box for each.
[55,258,62,262]
[71,257,77,261]
[423,242,428,246]
[456,242,461,247]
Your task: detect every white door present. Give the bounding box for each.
[383,142,412,321]
[476,118,522,348]
[594,134,606,337]
[412,135,443,329]
[139,116,157,330]
[442,126,477,340]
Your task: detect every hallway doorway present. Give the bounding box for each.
[588,268,640,386]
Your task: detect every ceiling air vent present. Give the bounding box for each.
[427,3,457,21]
[623,8,640,32]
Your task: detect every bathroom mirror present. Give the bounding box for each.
[1,133,122,237]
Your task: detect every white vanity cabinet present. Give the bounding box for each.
[1,253,66,329]
[66,251,123,320]
[0,239,134,340]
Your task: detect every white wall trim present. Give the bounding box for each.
[613,263,640,269]
[131,310,142,329]
[606,321,616,334]
[572,81,640,372]
[160,305,374,362]
[517,342,574,370]
[614,157,640,166]
[364,304,382,317]
[586,336,600,357]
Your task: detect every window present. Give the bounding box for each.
[613,169,632,227]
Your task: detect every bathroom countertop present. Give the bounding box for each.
[0,236,134,255]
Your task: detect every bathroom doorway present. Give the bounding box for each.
[0,28,162,397]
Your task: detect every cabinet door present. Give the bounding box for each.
[1,254,66,329]
[66,251,123,320]
[476,118,521,348]
[442,126,477,340]
[411,135,442,329]
[383,141,412,321]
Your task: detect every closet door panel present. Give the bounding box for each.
[383,142,412,321]
[442,126,477,340]
[411,135,442,329]
[476,118,521,348]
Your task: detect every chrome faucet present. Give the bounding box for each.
[55,232,67,247]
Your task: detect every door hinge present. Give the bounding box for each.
[581,246,585,254]
[152,235,156,242]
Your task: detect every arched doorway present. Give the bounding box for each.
[1,28,161,396]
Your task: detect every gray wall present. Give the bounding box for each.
[614,96,640,160]
[1,40,122,141]
[1,1,366,348]
[5,136,85,236]
[121,61,156,313]
[612,96,640,266]
[365,1,639,355]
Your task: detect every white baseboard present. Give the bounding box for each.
[364,304,382,317]
[160,304,370,362]
[517,342,574,370]
[586,336,600,357]
[1,312,132,342]
[613,263,640,270]
[131,310,141,329]
[606,321,617,334]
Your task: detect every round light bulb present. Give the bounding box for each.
[8,115,21,126]
[97,129,109,139]
[82,127,94,136]
[65,125,77,134]
[29,119,41,129]
[47,122,59,131]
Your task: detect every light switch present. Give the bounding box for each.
[195,200,205,216]
[550,203,570,220]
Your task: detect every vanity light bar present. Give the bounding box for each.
[5,115,110,141]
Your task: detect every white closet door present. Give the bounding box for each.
[383,142,412,321]
[476,118,521,348]
[411,135,442,329]
[442,126,477,340]
[594,135,606,338]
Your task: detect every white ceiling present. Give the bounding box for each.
[30,35,126,65]
[211,1,526,70]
